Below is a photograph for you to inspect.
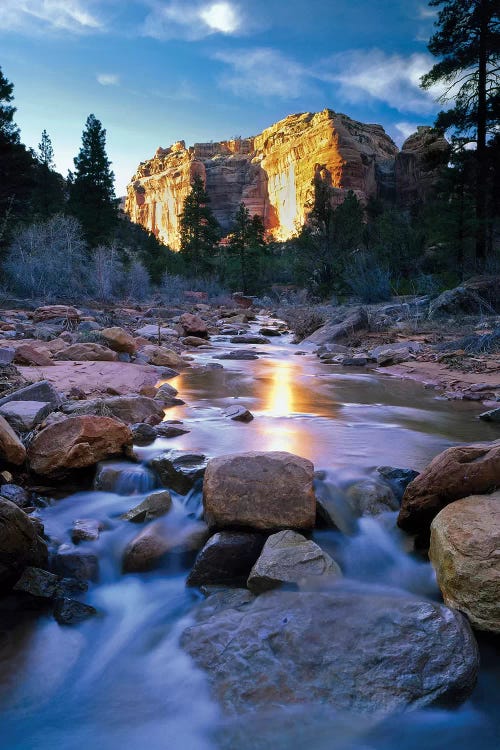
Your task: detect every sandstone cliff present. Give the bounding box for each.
[395,126,450,207]
[125,110,437,249]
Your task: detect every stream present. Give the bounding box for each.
[0,319,499,750]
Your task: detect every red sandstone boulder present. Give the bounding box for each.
[27,415,132,476]
[13,343,54,367]
[54,343,118,362]
[0,415,26,465]
[100,327,137,355]
[179,313,208,339]
[33,305,81,323]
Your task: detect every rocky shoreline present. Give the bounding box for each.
[0,292,499,718]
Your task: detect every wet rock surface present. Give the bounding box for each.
[187,531,266,587]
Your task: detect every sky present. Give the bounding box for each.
[0,0,444,195]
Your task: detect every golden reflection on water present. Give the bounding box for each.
[257,359,310,455]
[264,360,294,416]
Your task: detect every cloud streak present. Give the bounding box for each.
[142,1,244,41]
[97,73,120,86]
[215,48,314,99]
[0,0,103,34]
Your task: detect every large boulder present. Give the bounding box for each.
[429,493,500,634]
[54,343,118,362]
[187,531,266,587]
[398,440,500,538]
[0,499,48,587]
[179,313,208,338]
[33,305,81,324]
[150,450,208,494]
[429,277,500,318]
[123,519,209,573]
[303,308,368,345]
[247,530,341,593]
[181,585,479,716]
[203,452,315,532]
[100,327,137,354]
[27,415,132,477]
[0,380,62,409]
[13,343,54,367]
[0,401,53,432]
[0,415,26,465]
[140,345,187,369]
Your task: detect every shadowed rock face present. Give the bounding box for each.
[125,109,401,248]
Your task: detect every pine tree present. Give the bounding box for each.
[33,129,65,219]
[421,0,500,263]
[68,114,117,246]
[226,203,267,293]
[0,67,36,250]
[179,174,220,276]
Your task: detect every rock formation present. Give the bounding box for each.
[395,126,450,207]
[125,109,401,249]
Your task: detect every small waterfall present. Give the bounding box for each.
[94,461,159,495]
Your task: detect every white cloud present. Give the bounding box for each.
[97,73,120,86]
[394,121,420,141]
[0,0,102,34]
[315,49,444,114]
[143,1,243,41]
[215,48,314,99]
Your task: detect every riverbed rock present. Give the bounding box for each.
[346,479,400,516]
[33,305,81,324]
[52,544,99,581]
[179,313,208,338]
[203,452,316,532]
[230,335,270,345]
[0,483,30,508]
[0,400,53,433]
[247,530,341,593]
[121,490,172,523]
[123,519,209,572]
[71,519,103,543]
[223,405,254,422]
[479,407,500,423]
[13,343,54,367]
[398,440,500,538]
[62,395,164,424]
[131,423,157,446]
[182,336,210,347]
[28,415,132,477]
[181,584,479,716]
[0,499,48,587]
[56,343,118,362]
[429,492,500,634]
[100,327,137,355]
[13,567,62,598]
[53,597,97,625]
[140,345,187,369]
[187,531,266,587]
[215,351,259,360]
[376,466,420,501]
[303,308,368,345]
[0,380,62,409]
[0,347,15,365]
[150,450,208,494]
[0,415,26,465]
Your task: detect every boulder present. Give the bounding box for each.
[203,452,315,532]
[0,499,48,587]
[150,450,208,494]
[123,519,209,572]
[53,598,97,625]
[71,519,103,543]
[52,544,99,581]
[479,407,500,423]
[429,492,500,633]
[376,466,420,501]
[398,440,500,538]
[0,415,26,465]
[62,396,164,425]
[54,343,118,362]
[429,276,500,317]
[28,415,132,477]
[259,327,283,337]
[13,343,54,367]
[223,405,254,422]
[154,424,190,439]
[140,345,187,369]
[13,567,87,598]
[181,585,479,716]
[33,305,81,323]
[215,351,259,360]
[247,530,341,593]
[0,347,15,365]
[182,336,210,347]
[120,490,172,522]
[187,531,266,587]
[179,313,208,338]
[346,479,400,516]
[0,400,53,433]
[131,423,157,446]
[229,335,270,345]
[134,325,179,340]
[0,380,62,409]
[0,483,30,508]
[100,327,137,354]
[303,308,368,345]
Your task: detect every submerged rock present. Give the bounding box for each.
[223,405,254,422]
[203,451,316,532]
[123,519,209,573]
[53,597,97,625]
[120,490,172,523]
[181,585,479,716]
[187,531,266,587]
[247,530,341,593]
[71,519,103,543]
[430,492,500,634]
[346,479,400,516]
[150,450,208,495]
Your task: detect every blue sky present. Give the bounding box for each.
[0,1,443,195]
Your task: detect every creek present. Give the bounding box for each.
[0,320,498,750]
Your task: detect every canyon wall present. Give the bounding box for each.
[125,110,443,249]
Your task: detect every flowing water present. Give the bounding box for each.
[1,319,499,750]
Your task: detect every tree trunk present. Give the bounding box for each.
[475,0,489,265]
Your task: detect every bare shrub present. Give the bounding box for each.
[278,306,327,342]
[344,256,392,303]
[4,214,90,300]
[90,245,125,301]
[160,273,230,304]
[126,261,151,302]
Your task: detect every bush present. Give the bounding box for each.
[344,257,392,303]
[160,273,230,305]
[278,305,326,342]
[90,245,125,301]
[126,261,151,301]
[4,214,90,299]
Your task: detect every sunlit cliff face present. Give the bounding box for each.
[125,109,401,250]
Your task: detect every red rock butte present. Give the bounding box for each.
[125,109,448,250]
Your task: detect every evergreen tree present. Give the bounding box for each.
[421,0,500,263]
[179,174,220,276]
[68,114,117,246]
[0,67,36,250]
[33,129,65,219]
[226,203,267,293]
